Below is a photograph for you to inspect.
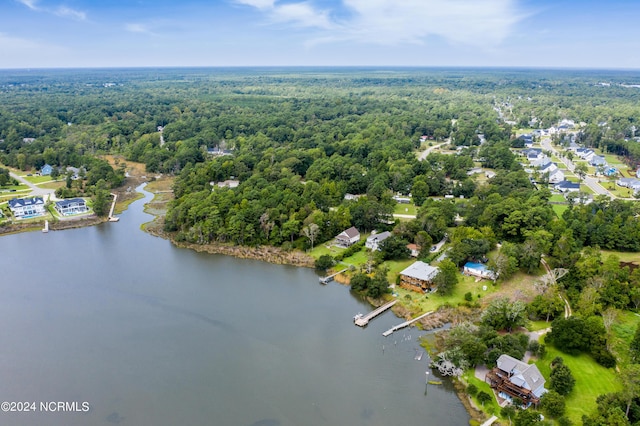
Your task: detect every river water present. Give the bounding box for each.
[0,186,469,426]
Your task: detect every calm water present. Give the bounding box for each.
[0,186,469,426]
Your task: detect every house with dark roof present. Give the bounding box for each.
[8,197,46,219]
[54,198,89,216]
[554,180,581,193]
[539,162,558,174]
[365,231,391,251]
[335,227,360,247]
[485,354,547,407]
[399,261,439,292]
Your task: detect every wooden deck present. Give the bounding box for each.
[354,300,397,327]
[485,369,540,406]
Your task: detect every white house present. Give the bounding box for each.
[486,354,547,406]
[547,168,565,184]
[365,231,391,251]
[335,227,360,247]
[54,198,89,216]
[8,197,46,219]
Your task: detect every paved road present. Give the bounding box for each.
[540,138,614,198]
[9,172,56,199]
[418,140,449,161]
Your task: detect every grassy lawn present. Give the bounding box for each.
[552,203,568,218]
[600,250,640,263]
[549,194,566,203]
[580,184,594,194]
[394,202,417,216]
[536,345,622,423]
[610,311,640,365]
[462,370,501,417]
[339,249,368,267]
[309,243,346,259]
[38,181,65,190]
[527,320,552,332]
[394,272,498,313]
[24,175,53,184]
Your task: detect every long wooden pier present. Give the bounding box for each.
[320,268,348,284]
[382,311,433,336]
[108,193,120,222]
[354,300,397,327]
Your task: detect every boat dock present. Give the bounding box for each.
[320,268,347,284]
[354,300,397,327]
[382,311,433,337]
[42,220,49,233]
[108,193,120,222]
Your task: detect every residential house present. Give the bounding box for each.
[215,180,240,189]
[335,227,360,247]
[547,168,565,184]
[539,162,558,174]
[589,155,607,167]
[485,170,496,179]
[399,261,440,292]
[554,180,581,193]
[463,262,496,280]
[66,166,83,180]
[365,231,391,251]
[616,177,639,188]
[521,148,543,159]
[485,354,547,407]
[41,164,53,176]
[393,195,411,204]
[406,243,420,257]
[530,156,552,168]
[344,193,363,201]
[54,198,89,216]
[8,197,46,219]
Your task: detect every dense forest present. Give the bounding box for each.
[3,68,640,423]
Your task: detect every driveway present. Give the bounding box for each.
[9,172,57,199]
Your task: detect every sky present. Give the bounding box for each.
[1,0,639,69]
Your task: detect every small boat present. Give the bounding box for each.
[414,350,423,361]
[428,380,442,385]
[353,313,363,322]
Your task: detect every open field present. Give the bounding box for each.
[394,202,417,216]
[600,250,640,263]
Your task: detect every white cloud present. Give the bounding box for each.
[236,0,334,30]
[126,23,155,35]
[238,0,526,48]
[16,0,87,21]
[16,0,39,10]
[55,6,86,21]
[235,0,275,10]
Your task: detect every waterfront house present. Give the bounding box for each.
[485,354,547,407]
[365,231,391,251]
[8,197,46,219]
[335,227,360,247]
[54,198,89,216]
[399,261,439,292]
[41,164,53,176]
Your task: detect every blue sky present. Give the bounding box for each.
[1,0,639,69]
